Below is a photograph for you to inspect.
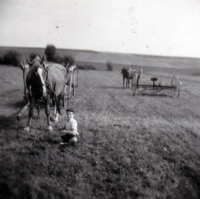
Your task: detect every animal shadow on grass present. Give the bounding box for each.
[0,114,19,130]
[6,99,27,109]
[179,165,200,198]
[0,181,17,199]
[180,165,200,189]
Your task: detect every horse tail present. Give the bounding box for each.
[48,88,61,115]
[53,94,61,115]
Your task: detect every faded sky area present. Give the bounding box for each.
[0,0,200,57]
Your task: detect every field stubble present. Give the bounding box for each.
[0,65,200,199]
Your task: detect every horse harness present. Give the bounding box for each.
[29,66,54,101]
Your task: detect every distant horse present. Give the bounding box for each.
[121,66,143,90]
[120,67,135,89]
[131,65,143,87]
[24,55,67,132]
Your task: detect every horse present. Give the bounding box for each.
[20,61,30,102]
[121,66,143,89]
[120,67,135,89]
[24,55,67,132]
[131,65,142,87]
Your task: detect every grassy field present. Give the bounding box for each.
[0,62,200,199]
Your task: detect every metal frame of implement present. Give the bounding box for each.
[63,66,78,108]
[132,75,181,98]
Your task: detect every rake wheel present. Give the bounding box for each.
[171,76,180,98]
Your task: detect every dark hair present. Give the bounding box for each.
[66,108,75,113]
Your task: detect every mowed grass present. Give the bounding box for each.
[0,65,200,199]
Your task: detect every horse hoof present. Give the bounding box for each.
[24,126,30,132]
[48,126,53,131]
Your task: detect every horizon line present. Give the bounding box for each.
[0,45,200,60]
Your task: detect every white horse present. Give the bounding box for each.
[20,61,30,102]
[131,65,143,87]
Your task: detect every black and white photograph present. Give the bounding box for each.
[0,0,200,198]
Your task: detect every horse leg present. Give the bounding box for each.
[53,99,59,122]
[45,96,53,131]
[127,78,130,89]
[24,79,28,102]
[25,91,29,103]
[49,96,59,123]
[50,94,61,125]
[132,73,135,88]
[23,85,27,101]
[137,74,140,88]
[24,98,35,131]
[64,84,67,95]
[23,72,28,102]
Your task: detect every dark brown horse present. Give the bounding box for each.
[24,56,67,132]
[121,66,143,90]
[121,67,135,89]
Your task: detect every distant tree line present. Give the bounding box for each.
[0,44,114,71]
[77,65,96,70]
[0,50,22,67]
[0,45,76,68]
[106,61,113,71]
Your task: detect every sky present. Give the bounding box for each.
[0,0,200,57]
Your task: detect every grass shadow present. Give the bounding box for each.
[137,93,173,98]
[193,73,200,76]
[0,114,20,130]
[98,86,122,89]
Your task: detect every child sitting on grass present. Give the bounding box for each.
[53,108,79,145]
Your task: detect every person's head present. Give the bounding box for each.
[66,108,75,121]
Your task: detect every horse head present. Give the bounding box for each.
[26,55,48,99]
[121,68,129,78]
[65,63,77,73]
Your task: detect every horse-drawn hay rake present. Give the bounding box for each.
[132,75,181,98]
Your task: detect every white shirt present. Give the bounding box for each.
[65,118,78,131]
